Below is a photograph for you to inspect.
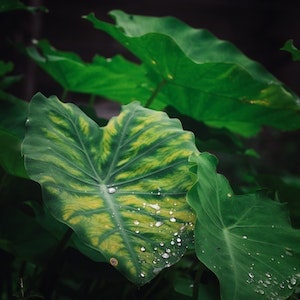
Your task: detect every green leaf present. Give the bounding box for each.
[22,93,198,285]
[281,40,300,61]
[0,90,28,178]
[85,10,300,136]
[0,0,46,13]
[0,61,13,76]
[187,152,300,300]
[27,40,165,109]
[0,0,26,12]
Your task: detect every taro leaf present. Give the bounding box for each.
[281,39,300,61]
[187,152,300,300]
[85,10,300,136]
[22,93,198,285]
[27,40,164,109]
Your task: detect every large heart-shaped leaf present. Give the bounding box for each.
[187,152,300,300]
[22,93,198,285]
[85,11,300,136]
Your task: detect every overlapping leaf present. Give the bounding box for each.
[85,10,300,136]
[22,93,198,285]
[27,40,164,108]
[0,90,28,178]
[187,152,300,300]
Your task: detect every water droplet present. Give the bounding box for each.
[151,60,157,65]
[159,242,164,247]
[285,247,294,256]
[135,230,140,234]
[109,257,118,267]
[227,193,232,198]
[248,273,255,279]
[242,235,248,239]
[167,74,174,80]
[280,282,285,289]
[290,277,297,285]
[155,221,163,227]
[177,238,181,243]
[140,272,145,278]
[107,187,116,194]
[25,119,30,125]
[166,248,171,253]
[134,220,140,225]
[162,253,170,259]
[106,58,112,62]
[148,203,160,210]
[170,217,176,223]
[140,247,146,252]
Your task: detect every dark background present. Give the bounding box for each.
[1,0,300,177]
[1,0,300,101]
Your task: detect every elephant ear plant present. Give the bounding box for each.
[1,6,300,299]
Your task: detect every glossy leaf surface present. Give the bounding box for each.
[187,152,300,300]
[85,10,300,136]
[22,93,197,285]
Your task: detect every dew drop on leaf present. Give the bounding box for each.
[285,247,294,256]
[170,217,176,223]
[162,253,170,259]
[107,187,117,194]
[155,221,163,227]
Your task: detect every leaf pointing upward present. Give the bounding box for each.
[22,93,198,285]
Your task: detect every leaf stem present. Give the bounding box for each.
[144,79,167,108]
[89,94,96,107]
[193,262,205,300]
[61,89,69,102]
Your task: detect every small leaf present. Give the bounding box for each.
[187,152,300,300]
[281,40,300,61]
[22,93,198,285]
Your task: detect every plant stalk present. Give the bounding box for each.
[144,79,167,108]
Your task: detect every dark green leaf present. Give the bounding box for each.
[85,10,300,136]
[187,152,300,300]
[281,40,300,61]
[0,90,28,177]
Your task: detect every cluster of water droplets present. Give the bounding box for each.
[104,184,195,281]
[245,245,299,298]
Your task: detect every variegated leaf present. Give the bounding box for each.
[22,93,198,285]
